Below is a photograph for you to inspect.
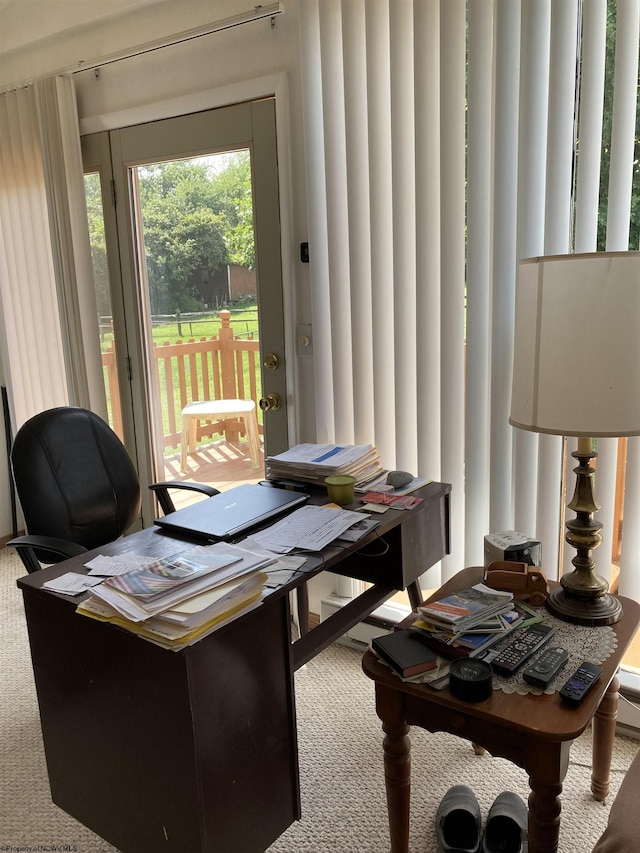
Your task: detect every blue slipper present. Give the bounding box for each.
[482,791,528,853]
[436,785,482,853]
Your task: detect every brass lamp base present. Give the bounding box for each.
[546,587,622,627]
[545,447,623,627]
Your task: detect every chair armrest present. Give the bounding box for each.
[149,481,221,516]
[7,535,88,574]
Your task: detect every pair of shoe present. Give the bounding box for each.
[435,785,527,853]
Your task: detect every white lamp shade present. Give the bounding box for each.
[510,252,640,437]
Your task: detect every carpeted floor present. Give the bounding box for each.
[1,544,638,852]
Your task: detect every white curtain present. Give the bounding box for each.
[0,75,105,432]
[0,84,67,426]
[298,0,640,591]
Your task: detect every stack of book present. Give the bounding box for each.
[265,443,385,491]
[402,584,542,661]
[370,630,452,688]
[77,544,274,651]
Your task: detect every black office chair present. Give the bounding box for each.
[7,406,220,574]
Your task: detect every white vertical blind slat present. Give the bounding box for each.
[574,0,607,252]
[606,0,640,249]
[513,0,551,540]
[490,0,521,531]
[390,0,417,473]
[572,1,613,579]
[439,0,466,580]
[414,0,442,481]
[318,1,355,442]
[366,1,396,466]
[465,0,494,565]
[343,0,375,444]
[535,1,579,575]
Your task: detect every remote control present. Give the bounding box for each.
[559,661,602,706]
[484,623,555,675]
[522,646,569,688]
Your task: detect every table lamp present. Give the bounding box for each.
[510,251,640,626]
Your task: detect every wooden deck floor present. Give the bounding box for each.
[161,438,265,511]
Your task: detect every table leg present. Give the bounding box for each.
[180,416,192,470]
[526,741,569,853]
[591,673,619,802]
[243,411,261,469]
[296,582,309,636]
[379,704,411,853]
[407,580,423,610]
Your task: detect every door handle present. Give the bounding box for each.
[259,393,282,412]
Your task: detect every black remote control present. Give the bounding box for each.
[559,661,602,706]
[484,623,555,675]
[522,646,569,688]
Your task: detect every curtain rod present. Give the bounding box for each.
[1,2,284,91]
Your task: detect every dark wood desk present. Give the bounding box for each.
[361,565,640,853]
[17,481,450,853]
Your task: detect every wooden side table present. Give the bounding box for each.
[362,566,640,853]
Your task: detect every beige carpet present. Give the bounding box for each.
[1,545,638,852]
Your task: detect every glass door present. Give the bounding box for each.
[82,99,289,524]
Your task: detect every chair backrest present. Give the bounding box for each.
[11,406,141,552]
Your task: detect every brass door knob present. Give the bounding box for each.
[259,393,282,411]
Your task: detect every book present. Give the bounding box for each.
[371,630,439,678]
[417,583,514,633]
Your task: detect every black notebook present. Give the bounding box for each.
[155,483,308,541]
[372,630,439,678]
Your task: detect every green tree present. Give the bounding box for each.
[138,161,229,312]
[84,173,111,316]
[137,154,256,312]
[211,152,256,268]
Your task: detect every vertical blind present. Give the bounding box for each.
[298,0,640,593]
[0,76,105,432]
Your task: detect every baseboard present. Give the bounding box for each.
[320,593,395,649]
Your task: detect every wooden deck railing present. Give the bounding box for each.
[102,310,262,450]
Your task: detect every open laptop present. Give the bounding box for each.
[155,483,308,541]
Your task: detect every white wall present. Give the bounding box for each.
[0,0,334,611]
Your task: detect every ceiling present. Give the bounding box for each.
[0,0,167,57]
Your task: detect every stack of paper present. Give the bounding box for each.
[265,443,385,490]
[77,543,275,650]
[250,504,367,553]
[78,571,267,651]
